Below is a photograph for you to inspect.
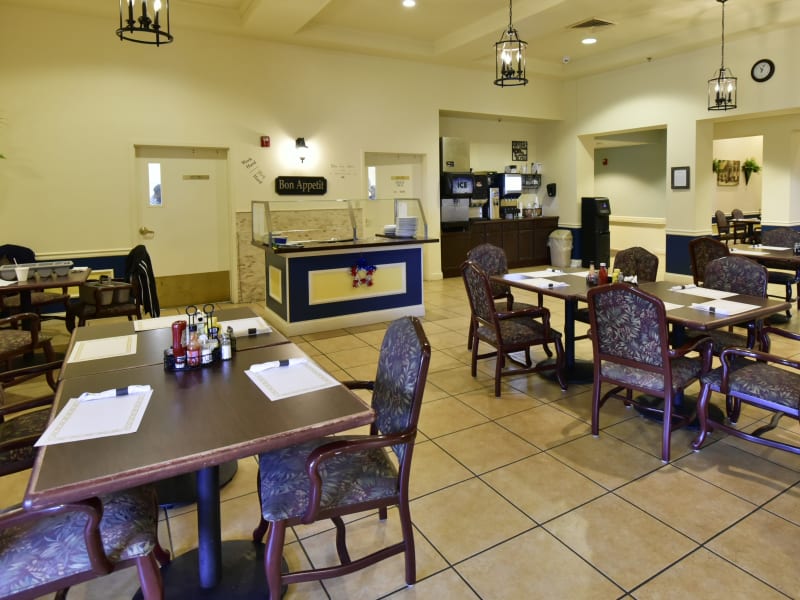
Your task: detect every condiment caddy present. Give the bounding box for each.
[163,304,235,371]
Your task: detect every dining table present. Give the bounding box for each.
[25,319,374,598]
[728,218,761,244]
[492,268,791,384]
[0,269,90,315]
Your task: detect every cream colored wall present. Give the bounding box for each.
[712,136,763,215]
[0,4,563,284]
[546,24,800,237]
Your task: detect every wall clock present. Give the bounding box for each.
[751,59,775,82]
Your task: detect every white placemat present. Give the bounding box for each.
[220,317,272,337]
[689,300,760,316]
[516,269,566,278]
[670,286,735,300]
[134,315,188,331]
[35,387,152,446]
[67,335,137,363]
[245,359,339,401]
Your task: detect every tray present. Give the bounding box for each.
[0,260,74,281]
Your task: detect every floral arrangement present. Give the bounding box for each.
[351,257,377,287]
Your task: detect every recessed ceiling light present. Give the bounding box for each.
[582,37,597,45]
[403,0,416,7]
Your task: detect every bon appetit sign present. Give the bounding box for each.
[274,176,327,196]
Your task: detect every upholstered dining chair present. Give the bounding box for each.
[759,227,800,319]
[0,312,58,391]
[714,210,735,245]
[687,255,768,354]
[0,244,70,318]
[251,316,430,599]
[0,361,61,477]
[587,283,713,462]
[692,325,800,455]
[464,243,539,352]
[612,246,659,282]
[573,246,661,337]
[688,236,729,286]
[730,208,750,244]
[0,486,170,600]
[461,260,566,396]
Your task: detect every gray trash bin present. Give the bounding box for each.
[547,229,573,268]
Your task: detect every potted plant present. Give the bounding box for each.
[742,158,761,185]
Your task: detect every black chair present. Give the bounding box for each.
[688,237,729,286]
[693,325,800,455]
[461,260,566,396]
[587,283,713,462]
[759,227,800,319]
[251,317,430,598]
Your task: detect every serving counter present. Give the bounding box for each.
[251,199,437,336]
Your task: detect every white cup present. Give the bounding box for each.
[14,266,29,281]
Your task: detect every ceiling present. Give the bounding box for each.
[7,0,800,79]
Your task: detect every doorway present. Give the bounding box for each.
[135,145,231,307]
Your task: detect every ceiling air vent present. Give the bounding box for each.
[569,18,615,30]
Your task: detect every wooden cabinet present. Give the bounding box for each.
[441,217,559,277]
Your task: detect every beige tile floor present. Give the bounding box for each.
[6,272,800,599]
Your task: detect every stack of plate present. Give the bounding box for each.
[395,217,418,238]
[383,224,397,236]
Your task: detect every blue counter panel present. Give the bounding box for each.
[287,248,422,322]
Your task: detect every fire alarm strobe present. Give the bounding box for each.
[260,136,270,148]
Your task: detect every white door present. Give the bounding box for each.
[135,146,229,279]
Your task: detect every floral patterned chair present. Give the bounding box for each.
[0,361,62,477]
[0,486,170,599]
[587,283,713,462]
[251,316,430,599]
[688,255,768,355]
[612,246,659,282]
[692,325,800,455]
[759,227,800,319]
[461,260,566,396]
[688,237,729,286]
[0,312,58,391]
[465,243,543,353]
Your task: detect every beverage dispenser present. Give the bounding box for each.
[581,197,611,267]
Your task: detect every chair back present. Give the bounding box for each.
[588,284,669,371]
[731,208,744,219]
[461,260,501,330]
[0,245,36,266]
[467,243,511,299]
[715,210,730,234]
[704,255,768,297]
[689,237,729,286]
[125,245,160,317]
[612,247,659,282]
[371,317,431,463]
[760,227,800,247]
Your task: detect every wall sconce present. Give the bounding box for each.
[295,138,309,163]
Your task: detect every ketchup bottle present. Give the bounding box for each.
[599,262,608,285]
[171,320,187,368]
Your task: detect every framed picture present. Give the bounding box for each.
[715,159,740,186]
[512,140,528,162]
[671,166,690,190]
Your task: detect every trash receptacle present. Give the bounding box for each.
[547,229,573,268]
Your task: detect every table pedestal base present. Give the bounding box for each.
[540,358,595,385]
[134,540,288,599]
[634,395,725,430]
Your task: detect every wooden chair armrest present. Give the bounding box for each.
[0,312,42,330]
[670,335,714,372]
[300,431,415,523]
[1,498,112,575]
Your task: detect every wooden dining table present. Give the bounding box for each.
[0,269,90,314]
[25,326,373,598]
[492,270,791,383]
